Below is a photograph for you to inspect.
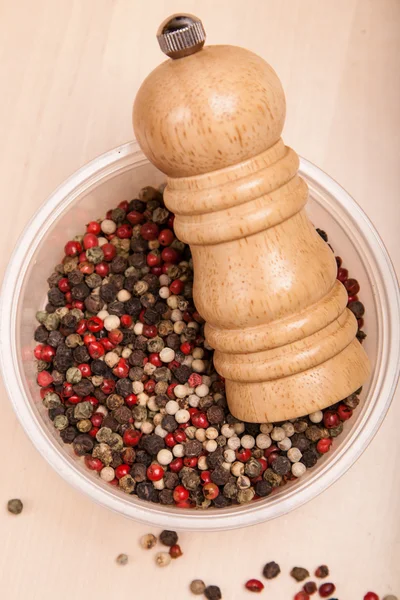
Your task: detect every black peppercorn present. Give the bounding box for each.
[73,345,90,363]
[184,440,203,457]
[130,463,146,482]
[271,455,291,475]
[161,414,178,433]
[348,300,365,318]
[68,270,84,285]
[107,301,125,316]
[211,466,230,486]
[110,255,127,274]
[100,283,118,303]
[204,585,222,600]
[115,378,133,398]
[47,287,66,307]
[141,434,165,456]
[60,426,77,444]
[291,433,310,452]
[71,283,90,300]
[128,350,146,367]
[263,561,281,579]
[159,489,174,505]
[255,480,273,497]
[301,449,319,468]
[206,405,225,425]
[34,325,49,343]
[47,330,64,347]
[164,471,179,489]
[290,567,310,582]
[159,530,178,547]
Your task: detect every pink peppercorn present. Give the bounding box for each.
[319,583,336,597]
[37,371,53,387]
[245,579,264,593]
[364,594,379,600]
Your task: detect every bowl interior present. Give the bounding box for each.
[2,142,397,530]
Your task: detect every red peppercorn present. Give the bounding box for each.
[102,243,117,261]
[68,394,81,405]
[113,358,129,378]
[37,371,53,387]
[347,294,359,304]
[191,412,209,429]
[115,464,130,479]
[95,262,109,276]
[83,333,96,346]
[245,579,265,593]
[264,444,279,457]
[127,210,144,225]
[303,581,317,595]
[58,277,70,293]
[142,324,158,338]
[101,378,115,394]
[174,430,187,443]
[236,448,252,462]
[203,482,219,500]
[344,278,360,295]
[158,229,174,246]
[267,452,280,466]
[79,261,94,275]
[123,429,141,447]
[64,240,82,257]
[168,359,180,371]
[120,314,132,328]
[151,266,163,276]
[147,251,161,267]
[337,403,353,421]
[89,426,99,438]
[61,381,73,398]
[188,373,202,388]
[91,413,104,427]
[34,344,44,359]
[78,251,87,263]
[86,395,99,407]
[118,200,129,211]
[337,267,348,282]
[184,457,198,468]
[88,341,105,359]
[257,457,268,473]
[144,379,155,393]
[323,410,340,429]
[200,471,211,484]
[72,300,85,310]
[294,593,309,600]
[116,224,132,239]
[316,438,333,454]
[168,214,175,229]
[77,363,92,378]
[180,341,193,355]
[161,263,171,274]
[357,317,364,328]
[146,463,164,481]
[86,221,101,235]
[173,485,189,503]
[169,279,184,295]
[149,352,162,367]
[76,319,87,334]
[40,345,56,362]
[87,316,104,333]
[318,583,336,597]
[108,329,123,345]
[364,593,379,600]
[125,393,138,407]
[169,544,183,559]
[161,247,180,263]
[167,383,177,398]
[164,433,176,448]
[169,458,183,473]
[140,222,159,241]
[83,233,99,249]
[84,456,103,471]
[100,337,115,351]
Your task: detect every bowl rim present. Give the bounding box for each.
[1,141,399,531]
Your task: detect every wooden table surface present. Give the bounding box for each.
[0,1,399,598]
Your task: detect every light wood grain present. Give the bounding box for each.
[133,39,370,421]
[0,1,399,599]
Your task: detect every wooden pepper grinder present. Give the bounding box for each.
[133,14,370,422]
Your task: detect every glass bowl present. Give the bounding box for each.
[1,141,399,531]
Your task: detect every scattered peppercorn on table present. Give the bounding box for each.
[0,1,399,600]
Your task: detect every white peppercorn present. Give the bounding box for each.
[154,425,167,438]
[197,456,208,470]
[171,309,183,322]
[185,426,197,439]
[192,347,204,359]
[292,462,307,477]
[233,422,245,435]
[166,400,179,415]
[160,347,175,363]
[287,447,302,463]
[237,475,251,489]
[227,435,241,451]
[278,437,292,451]
[174,384,189,398]
[309,410,323,423]
[117,289,131,302]
[231,461,245,477]
[147,396,158,412]
[100,466,115,482]
[256,433,272,449]
[141,421,154,434]
[195,384,209,397]
[159,286,170,299]
[175,409,190,424]
[157,449,173,465]
[173,320,186,334]
[192,359,206,373]
[172,444,185,458]
[132,381,144,394]
[153,478,165,490]
[101,219,116,234]
[223,448,236,463]
[155,552,171,567]
[153,413,163,426]
[282,422,295,437]
[205,427,219,440]
[241,434,255,449]
[104,315,120,331]
[188,394,200,408]
[271,426,286,441]
[134,322,144,335]
[195,429,206,442]
[260,423,273,434]
[221,424,235,438]
[105,351,119,368]
[121,348,132,359]
[140,533,157,549]
[204,439,217,453]
[138,392,149,405]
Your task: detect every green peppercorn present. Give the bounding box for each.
[54,414,69,430]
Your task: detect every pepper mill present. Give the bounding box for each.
[133,14,370,422]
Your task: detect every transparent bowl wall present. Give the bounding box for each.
[1,141,399,531]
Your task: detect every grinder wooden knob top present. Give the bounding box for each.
[133,14,370,422]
